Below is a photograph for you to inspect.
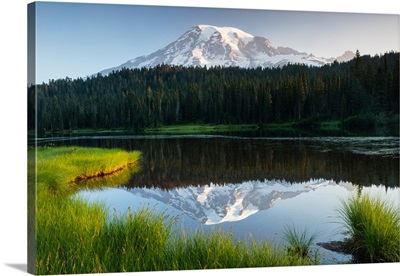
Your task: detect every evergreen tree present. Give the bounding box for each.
[28,51,399,132]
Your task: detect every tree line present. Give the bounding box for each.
[123,138,399,189]
[28,51,399,132]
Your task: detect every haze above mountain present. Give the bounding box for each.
[99,25,354,75]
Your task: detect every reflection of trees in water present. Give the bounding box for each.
[122,138,398,189]
[43,137,398,189]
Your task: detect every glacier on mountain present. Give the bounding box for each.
[99,25,354,75]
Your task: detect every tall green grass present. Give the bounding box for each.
[337,192,400,263]
[282,224,319,262]
[37,198,315,274]
[36,191,108,274]
[34,146,318,274]
[167,228,314,270]
[37,197,176,274]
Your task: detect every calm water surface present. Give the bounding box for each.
[34,134,399,264]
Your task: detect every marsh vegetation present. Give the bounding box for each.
[30,135,399,274]
[33,146,321,274]
[337,193,400,263]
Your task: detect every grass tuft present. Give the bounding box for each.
[282,224,319,261]
[337,192,400,263]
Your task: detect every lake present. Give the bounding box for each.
[33,133,399,264]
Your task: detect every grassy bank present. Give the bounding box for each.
[33,146,317,274]
[33,146,399,274]
[31,113,399,137]
[144,124,259,134]
[144,121,344,136]
[31,128,129,136]
[37,198,316,274]
[142,119,376,136]
[338,192,400,263]
[35,146,141,195]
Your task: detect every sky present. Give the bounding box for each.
[32,1,399,84]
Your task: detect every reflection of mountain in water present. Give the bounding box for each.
[124,179,348,225]
[39,135,399,189]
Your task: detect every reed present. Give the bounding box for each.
[337,192,400,263]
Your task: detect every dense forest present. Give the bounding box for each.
[28,51,399,132]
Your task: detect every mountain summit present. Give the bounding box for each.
[99,25,353,75]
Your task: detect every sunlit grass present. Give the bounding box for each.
[36,194,176,274]
[337,192,400,263]
[36,191,107,274]
[35,146,141,196]
[34,146,143,274]
[33,146,318,274]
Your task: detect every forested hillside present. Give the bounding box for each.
[28,51,399,132]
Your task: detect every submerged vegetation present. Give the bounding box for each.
[337,193,400,263]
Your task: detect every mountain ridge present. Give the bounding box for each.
[99,25,354,75]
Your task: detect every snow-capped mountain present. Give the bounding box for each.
[99,25,354,75]
[123,179,339,225]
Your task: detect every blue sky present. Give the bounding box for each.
[33,1,399,84]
